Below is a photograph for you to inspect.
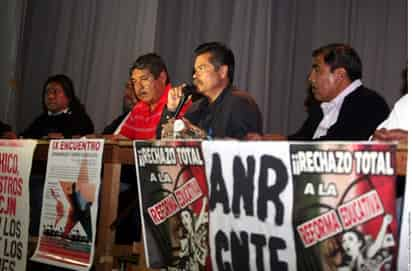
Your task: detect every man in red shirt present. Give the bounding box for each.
[118,53,189,139]
[111,54,193,245]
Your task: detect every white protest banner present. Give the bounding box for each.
[202,141,296,271]
[202,141,398,271]
[0,139,37,271]
[31,139,104,271]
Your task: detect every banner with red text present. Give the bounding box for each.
[291,142,397,271]
[31,139,104,271]
[134,140,209,270]
[202,141,398,271]
[0,140,37,271]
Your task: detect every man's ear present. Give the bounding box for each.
[334,67,347,80]
[218,65,229,79]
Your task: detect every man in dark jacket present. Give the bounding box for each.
[289,43,389,140]
[102,79,138,134]
[162,42,262,139]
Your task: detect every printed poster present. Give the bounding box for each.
[0,140,37,271]
[202,141,398,271]
[31,139,104,271]
[202,141,297,271]
[291,142,397,271]
[134,140,209,270]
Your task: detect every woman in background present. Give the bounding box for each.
[21,74,94,139]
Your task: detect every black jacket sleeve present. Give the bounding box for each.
[21,110,94,139]
[288,105,322,140]
[228,93,263,138]
[102,112,129,134]
[67,110,94,137]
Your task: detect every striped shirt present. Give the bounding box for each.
[119,84,190,139]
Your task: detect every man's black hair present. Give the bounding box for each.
[130,53,170,84]
[42,74,85,113]
[194,42,235,84]
[313,43,362,81]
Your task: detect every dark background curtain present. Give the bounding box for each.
[0,0,406,135]
[154,0,407,134]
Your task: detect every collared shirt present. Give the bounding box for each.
[195,89,227,137]
[48,108,69,116]
[119,84,190,140]
[119,84,171,140]
[313,79,362,139]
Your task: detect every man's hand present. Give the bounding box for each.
[161,118,176,139]
[372,128,408,142]
[180,118,207,138]
[167,84,187,112]
[161,117,207,139]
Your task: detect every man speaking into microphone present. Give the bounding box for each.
[161,42,263,139]
[118,53,191,140]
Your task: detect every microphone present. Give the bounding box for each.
[173,84,197,118]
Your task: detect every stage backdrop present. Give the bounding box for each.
[11,0,407,135]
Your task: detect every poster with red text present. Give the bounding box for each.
[134,140,209,270]
[202,141,398,271]
[291,142,398,271]
[0,140,37,271]
[31,139,104,271]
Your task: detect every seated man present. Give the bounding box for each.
[21,74,94,139]
[102,79,138,134]
[117,53,190,140]
[109,54,191,243]
[0,121,16,139]
[289,43,389,140]
[163,42,262,139]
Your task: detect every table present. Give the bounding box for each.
[31,140,407,271]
